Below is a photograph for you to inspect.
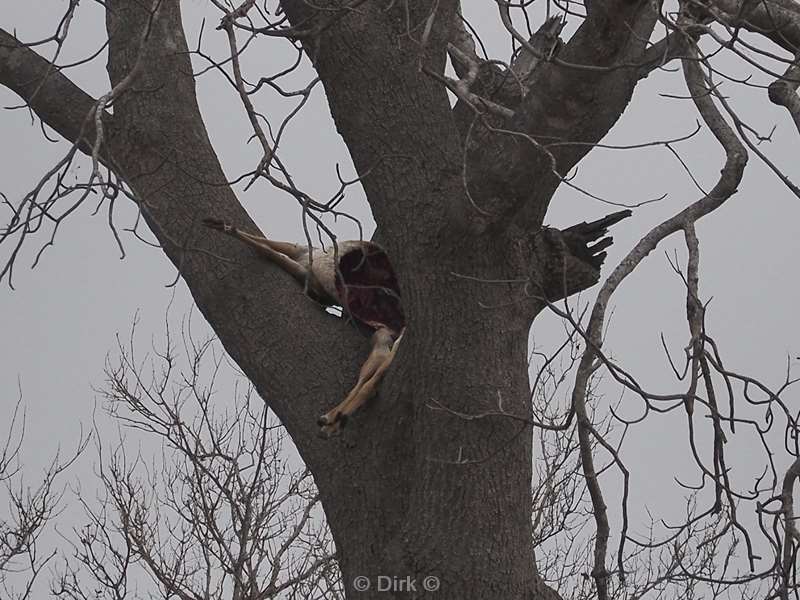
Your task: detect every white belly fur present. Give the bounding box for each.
[299,241,369,302]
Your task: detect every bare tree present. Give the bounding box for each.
[51,316,339,600]
[0,392,86,600]
[2,0,800,598]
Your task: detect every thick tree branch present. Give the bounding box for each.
[0,5,369,508]
[780,458,800,597]
[705,0,800,55]
[769,57,800,133]
[0,28,113,159]
[462,1,659,232]
[278,1,465,270]
[637,25,707,80]
[104,1,371,476]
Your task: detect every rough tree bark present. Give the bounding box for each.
[0,0,750,597]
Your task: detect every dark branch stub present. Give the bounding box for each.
[530,209,633,302]
[561,209,633,270]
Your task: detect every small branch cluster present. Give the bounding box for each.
[0,393,87,600]
[51,315,340,599]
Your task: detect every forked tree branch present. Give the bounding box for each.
[457,0,660,232]
[565,41,748,598]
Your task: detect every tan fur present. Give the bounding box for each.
[317,328,402,435]
[203,219,402,435]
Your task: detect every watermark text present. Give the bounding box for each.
[352,575,440,593]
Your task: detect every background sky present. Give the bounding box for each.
[1,0,799,594]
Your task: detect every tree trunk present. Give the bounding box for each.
[0,0,658,597]
[322,239,552,598]
[97,4,561,596]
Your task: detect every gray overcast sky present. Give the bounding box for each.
[1,0,799,593]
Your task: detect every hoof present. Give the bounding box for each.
[317,412,348,437]
[319,421,341,438]
[317,413,335,427]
